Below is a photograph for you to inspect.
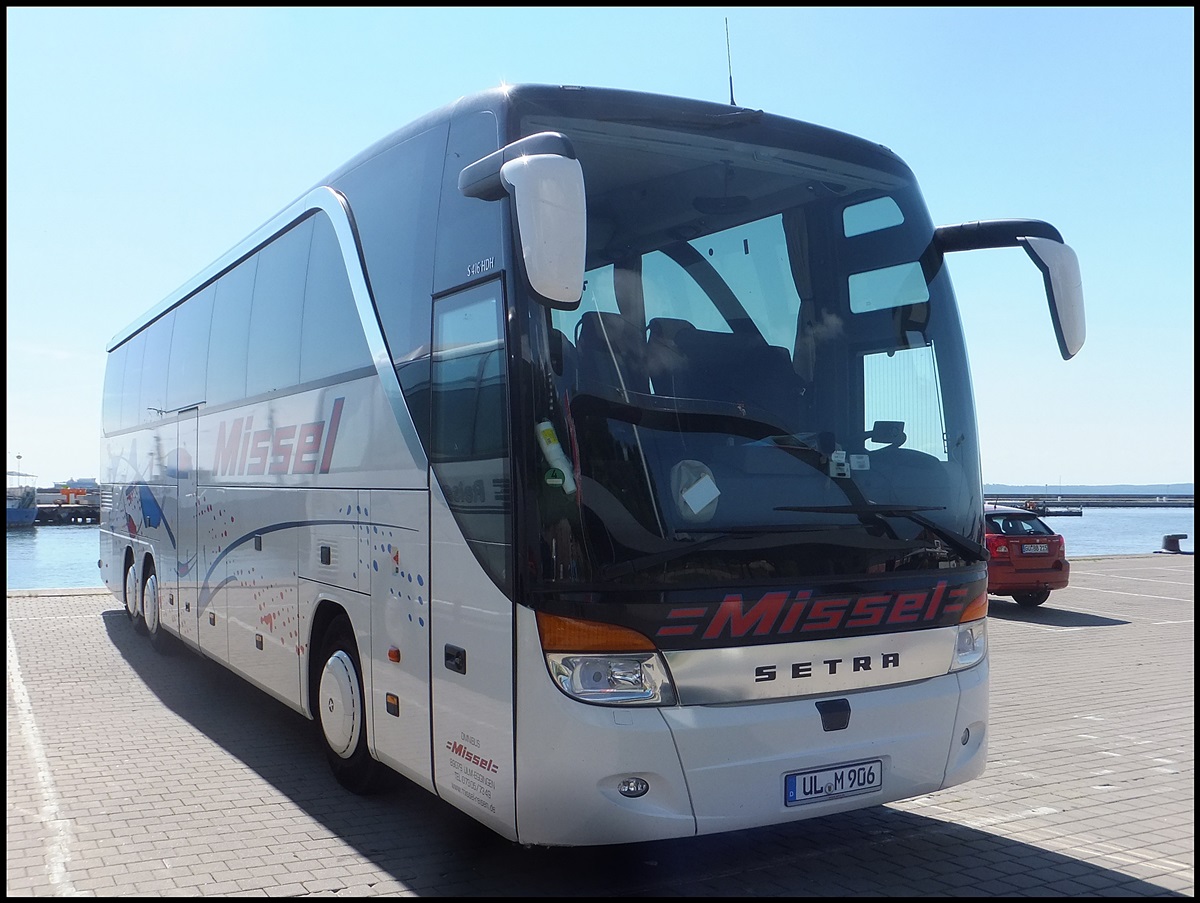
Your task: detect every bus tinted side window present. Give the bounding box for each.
[139,310,174,420]
[120,331,146,430]
[247,218,314,397]
[434,110,503,296]
[206,257,258,406]
[102,342,127,435]
[166,283,214,411]
[301,213,372,384]
[430,280,511,590]
[334,124,447,372]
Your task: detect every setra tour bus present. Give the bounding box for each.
[99,83,1085,847]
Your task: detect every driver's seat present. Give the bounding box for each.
[647,318,807,431]
[575,311,649,397]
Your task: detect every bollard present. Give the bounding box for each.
[1157,533,1188,554]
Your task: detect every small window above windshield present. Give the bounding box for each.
[843,196,904,237]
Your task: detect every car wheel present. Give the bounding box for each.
[315,615,383,794]
[1014,590,1051,607]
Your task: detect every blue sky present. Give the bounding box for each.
[6,7,1194,487]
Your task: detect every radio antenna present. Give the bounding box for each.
[725,18,736,106]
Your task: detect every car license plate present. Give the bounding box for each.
[1023,543,1049,554]
[784,758,882,806]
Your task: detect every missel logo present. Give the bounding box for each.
[212,398,344,477]
[657,579,979,643]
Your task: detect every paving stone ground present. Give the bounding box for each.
[7,554,1193,896]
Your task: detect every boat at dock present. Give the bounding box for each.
[1019,499,1083,517]
[7,458,40,528]
[7,485,39,528]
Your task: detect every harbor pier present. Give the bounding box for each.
[32,486,101,524]
[35,502,100,525]
[985,493,1193,512]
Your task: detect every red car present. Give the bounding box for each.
[983,504,1070,607]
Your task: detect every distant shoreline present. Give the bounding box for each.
[985,484,1193,495]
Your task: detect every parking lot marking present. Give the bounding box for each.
[7,623,76,896]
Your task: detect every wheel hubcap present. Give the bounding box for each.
[318,650,360,758]
[144,574,159,633]
[124,566,139,620]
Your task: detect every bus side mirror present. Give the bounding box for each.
[934,218,1086,360]
[460,132,586,310]
[1019,236,1085,361]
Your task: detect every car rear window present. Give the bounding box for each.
[986,514,1054,536]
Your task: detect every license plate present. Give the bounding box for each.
[784,758,882,806]
[1023,543,1049,554]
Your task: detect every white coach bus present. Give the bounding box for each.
[99,84,1085,847]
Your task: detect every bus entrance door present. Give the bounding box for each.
[174,408,200,647]
[426,280,518,840]
[366,489,434,790]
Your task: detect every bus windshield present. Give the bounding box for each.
[519,112,982,588]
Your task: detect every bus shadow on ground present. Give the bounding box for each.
[986,597,1128,628]
[103,610,1181,898]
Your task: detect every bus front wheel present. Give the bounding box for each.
[316,615,383,794]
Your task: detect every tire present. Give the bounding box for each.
[314,615,383,794]
[141,564,173,653]
[1014,590,1051,608]
[124,560,146,634]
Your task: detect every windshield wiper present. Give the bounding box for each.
[599,528,760,580]
[570,392,834,459]
[570,391,790,440]
[774,503,988,563]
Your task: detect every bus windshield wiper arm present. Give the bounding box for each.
[774,503,988,563]
[570,391,794,441]
[599,531,740,581]
[570,392,832,458]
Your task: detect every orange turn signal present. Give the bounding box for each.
[960,592,989,623]
[535,611,656,653]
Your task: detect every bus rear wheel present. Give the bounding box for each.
[316,615,383,794]
[124,560,146,634]
[141,565,172,653]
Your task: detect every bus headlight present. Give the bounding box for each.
[536,611,678,705]
[948,590,988,672]
[545,652,677,705]
[951,619,988,671]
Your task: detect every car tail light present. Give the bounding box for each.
[985,534,1008,556]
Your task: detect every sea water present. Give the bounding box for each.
[7,524,107,591]
[1048,506,1193,557]
[6,507,1194,592]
